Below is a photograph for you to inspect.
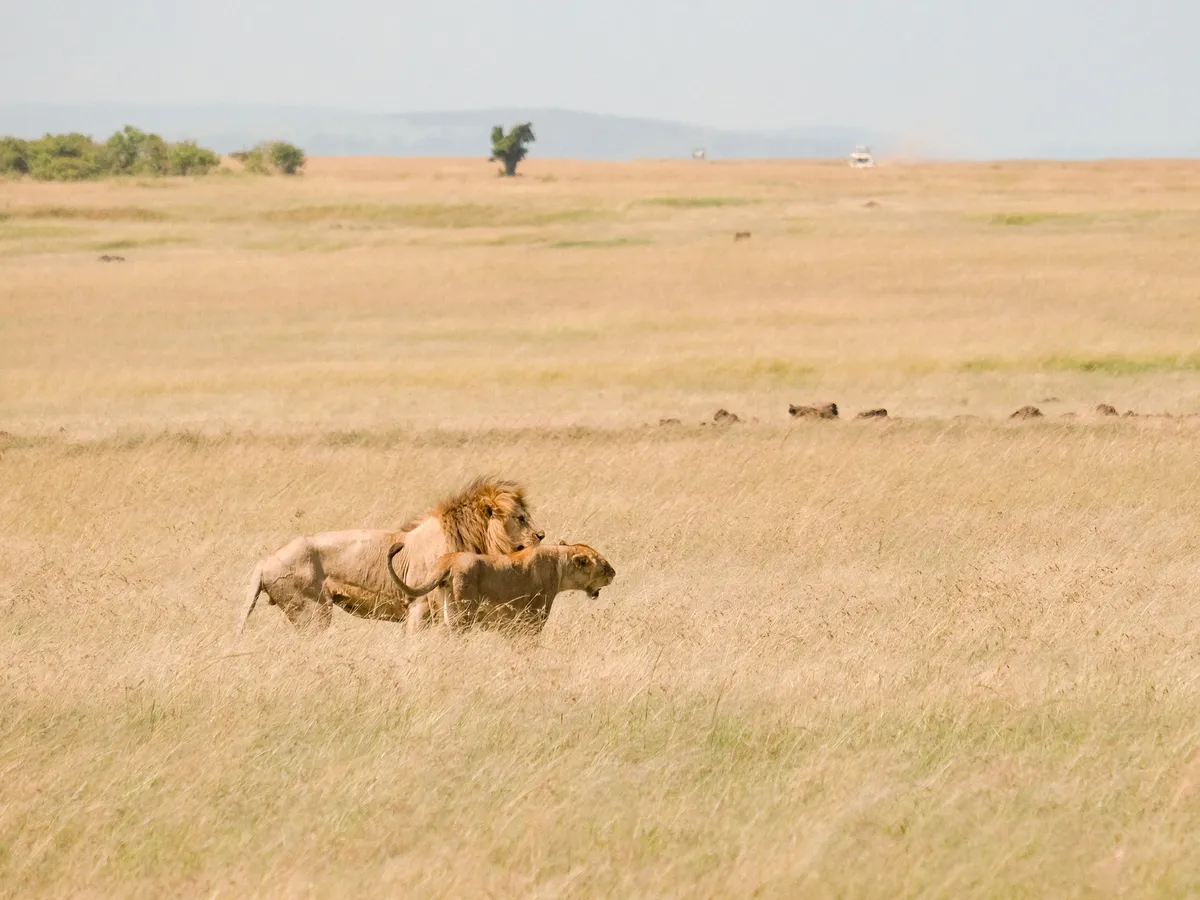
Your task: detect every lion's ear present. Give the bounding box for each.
[571,554,590,568]
[484,505,494,518]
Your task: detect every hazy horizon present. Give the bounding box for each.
[0,103,907,161]
[3,0,1197,159]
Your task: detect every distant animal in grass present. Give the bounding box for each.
[733,231,751,242]
[789,402,839,420]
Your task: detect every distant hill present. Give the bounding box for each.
[0,105,895,160]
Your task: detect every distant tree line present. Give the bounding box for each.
[0,126,306,181]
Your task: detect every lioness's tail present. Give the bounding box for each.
[387,543,451,599]
[238,563,264,634]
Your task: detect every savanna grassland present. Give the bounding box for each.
[3,157,1200,898]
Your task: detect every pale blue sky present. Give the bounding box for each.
[3,0,1196,156]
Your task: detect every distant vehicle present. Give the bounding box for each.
[849,145,876,168]
[692,148,707,160]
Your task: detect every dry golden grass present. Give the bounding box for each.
[3,157,1200,897]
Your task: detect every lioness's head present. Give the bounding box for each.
[560,544,616,599]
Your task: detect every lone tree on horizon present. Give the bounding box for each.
[489,123,535,176]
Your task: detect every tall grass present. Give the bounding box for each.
[4,157,1200,896]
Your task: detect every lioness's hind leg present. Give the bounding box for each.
[312,594,333,630]
[283,601,333,630]
[277,584,332,632]
[279,597,317,630]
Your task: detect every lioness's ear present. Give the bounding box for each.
[572,554,589,568]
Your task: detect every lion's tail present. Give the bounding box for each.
[387,542,450,599]
[238,563,265,635]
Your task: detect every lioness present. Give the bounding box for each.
[387,543,616,634]
[239,477,544,634]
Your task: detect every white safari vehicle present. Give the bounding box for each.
[849,145,876,168]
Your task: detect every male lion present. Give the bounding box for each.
[238,477,544,634]
[387,542,615,634]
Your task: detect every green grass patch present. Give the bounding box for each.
[108,355,815,396]
[958,353,1200,375]
[986,212,1090,227]
[550,238,650,249]
[0,223,82,241]
[521,356,813,388]
[1042,353,1200,375]
[957,357,1009,373]
[130,179,184,190]
[258,204,596,229]
[243,237,357,253]
[17,206,169,222]
[644,197,756,209]
[0,431,45,451]
[91,236,190,251]
[472,232,548,247]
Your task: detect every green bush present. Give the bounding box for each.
[102,127,140,173]
[168,140,221,175]
[230,146,270,174]
[231,142,306,175]
[0,137,30,175]
[269,141,306,175]
[102,126,170,176]
[26,133,103,181]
